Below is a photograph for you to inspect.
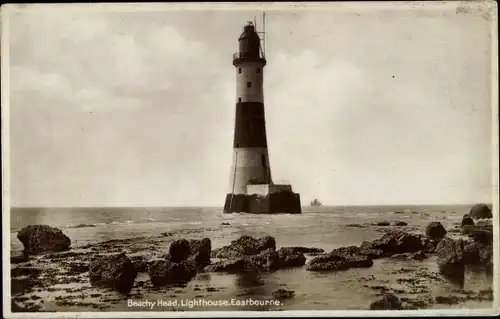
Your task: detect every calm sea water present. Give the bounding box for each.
[10,205,471,252]
[9,205,494,311]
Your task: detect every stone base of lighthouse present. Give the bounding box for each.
[223,184,302,214]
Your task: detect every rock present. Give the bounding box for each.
[11,253,29,264]
[475,219,492,227]
[391,251,426,261]
[421,236,439,253]
[245,248,282,271]
[167,238,211,266]
[376,221,390,226]
[461,215,474,227]
[461,224,493,244]
[425,222,447,240]
[11,267,42,278]
[272,288,295,299]
[469,229,493,245]
[403,297,429,309]
[221,222,230,226]
[411,251,427,260]
[130,256,150,273]
[435,237,467,284]
[435,295,462,305]
[393,211,404,214]
[168,239,191,262]
[148,260,196,286]
[211,235,276,258]
[359,242,385,258]
[277,248,306,268]
[463,241,493,265]
[469,203,492,219]
[306,246,373,271]
[258,236,277,251]
[369,294,402,310]
[203,259,245,273]
[345,223,368,228]
[436,237,464,267]
[361,230,426,257]
[17,225,71,254]
[68,262,89,274]
[392,221,408,226]
[89,252,137,293]
[206,247,305,272]
[278,246,324,254]
[188,238,211,266]
[461,225,475,235]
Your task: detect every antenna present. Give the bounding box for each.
[263,12,266,58]
[255,12,266,59]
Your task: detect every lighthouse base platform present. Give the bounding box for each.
[223,184,302,214]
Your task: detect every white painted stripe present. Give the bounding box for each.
[228,147,272,194]
[235,61,265,103]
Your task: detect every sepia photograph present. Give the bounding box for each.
[1,1,499,317]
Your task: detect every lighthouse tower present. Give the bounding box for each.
[223,21,302,214]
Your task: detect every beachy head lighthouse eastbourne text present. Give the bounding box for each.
[224,18,301,215]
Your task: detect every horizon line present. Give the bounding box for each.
[8,203,492,209]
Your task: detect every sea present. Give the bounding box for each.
[9,205,495,311]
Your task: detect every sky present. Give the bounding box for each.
[5,2,497,207]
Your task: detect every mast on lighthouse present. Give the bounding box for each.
[224,18,302,215]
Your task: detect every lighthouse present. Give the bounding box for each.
[223,20,302,214]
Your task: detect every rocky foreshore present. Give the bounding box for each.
[10,209,494,312]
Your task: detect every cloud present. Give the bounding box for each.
[7,7,493,206]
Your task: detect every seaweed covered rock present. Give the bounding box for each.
[461,222,493,244]
[436,237,464,267]
[148,260,196,286]
[89,252,137,293]
[168,239,191,262]
[391,251,427,261]
[463,241,493,266]
[245,248,282,271]
[425,222,447,240]
[393,221,408,226]
[167,238,211,266]
[306,246,373,271]
[277,247,307,268]
[204,246,305,273]
[369,294,402,310]
[130,255,151,273]
[278,246,324,254]
[359,242,385,258]
[461,214,474,227]
[272,288,295,299]
[188,238,212,266]
[211,235,276,258]
[469,203,492,220]
[203,259,246,273]
[17,225,71,254]
[360,230,426,257]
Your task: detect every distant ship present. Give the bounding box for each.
[310,198,322,206]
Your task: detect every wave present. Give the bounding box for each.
[65,223,97,229]
[65,219,139,228]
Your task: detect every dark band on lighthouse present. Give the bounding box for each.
[233,102,268,148]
